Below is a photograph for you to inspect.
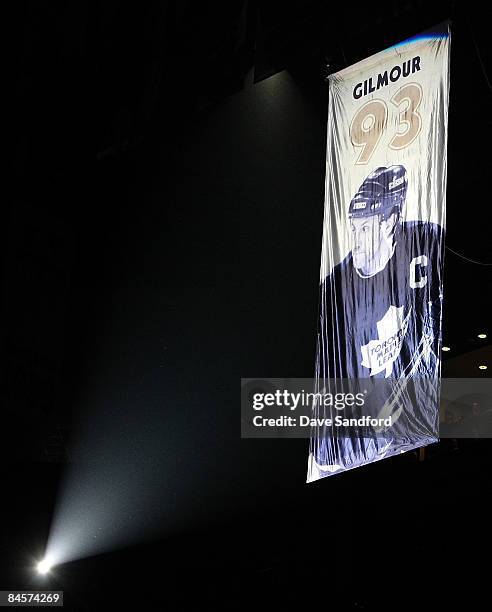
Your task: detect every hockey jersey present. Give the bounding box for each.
[309,221,445,476]
[317,221,444,381]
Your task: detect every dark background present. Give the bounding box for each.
[3,1,491,609]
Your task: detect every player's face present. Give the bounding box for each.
[350,215,383,274]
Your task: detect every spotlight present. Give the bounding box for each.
[442,346,450,352]
[478,334,487,339]
[36,559,52,575]
[478,365,488,370]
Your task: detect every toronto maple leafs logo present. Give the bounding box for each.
[361,305,412,377]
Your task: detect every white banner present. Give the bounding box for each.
[308,23,451,482]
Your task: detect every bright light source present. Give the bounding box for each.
[479,365,488,370]
[36,559,52,575]
[442,346,450,352]
[478,334,487,339]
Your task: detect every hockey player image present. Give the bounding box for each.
[308,166,444,478]
[317,165,444,381]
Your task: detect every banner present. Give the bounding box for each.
[307,23,451,482]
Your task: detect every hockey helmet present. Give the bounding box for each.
[348,166,407,220]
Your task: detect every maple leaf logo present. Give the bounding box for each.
[361,305,411,377]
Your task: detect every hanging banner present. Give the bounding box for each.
[308,23,451,482]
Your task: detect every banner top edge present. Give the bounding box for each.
[329,20,451,81]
